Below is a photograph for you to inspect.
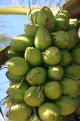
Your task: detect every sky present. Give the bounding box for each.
[0,0,64,119]
[0,0,64,6]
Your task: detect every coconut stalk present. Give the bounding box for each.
[0,6,29,15]
[0,6,40,15]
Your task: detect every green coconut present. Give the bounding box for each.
[25,47,42,66]
[67,29,77,49]
[35,26,52,51]
[27,8,40,24]
[7,47,23,59]
[47,65,64,81]
[69,19,80,29]
[71,87,80,97]
[44,81,62,100]
[37,6,55,32]
[24,86,45,107]
[60,50,72,66]
[38,102,61,121]
[53,31,70,49]
[74,96,80,107]
[7,82,29,101]
[61,77,79,96]
[7,57,29,76]
[55,9,69,31]
[6,71,25,83]
[75,96,80,115]
[8,103,31,121]
[42,47,61,65]
[56,18,69,31]
[55,12,68,19]
[26,67,46,85]
[60,9,69,15]
[24,24,38,37]
[71,47,80,65]
[64,64,80,80]
[76,107,80,115]
[55,9,69,20]
[56,96,76,115]
[11,34,34,51]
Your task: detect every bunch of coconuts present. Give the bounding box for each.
[4,6,80,121]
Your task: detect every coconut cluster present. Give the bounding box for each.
[5,6,80,121]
